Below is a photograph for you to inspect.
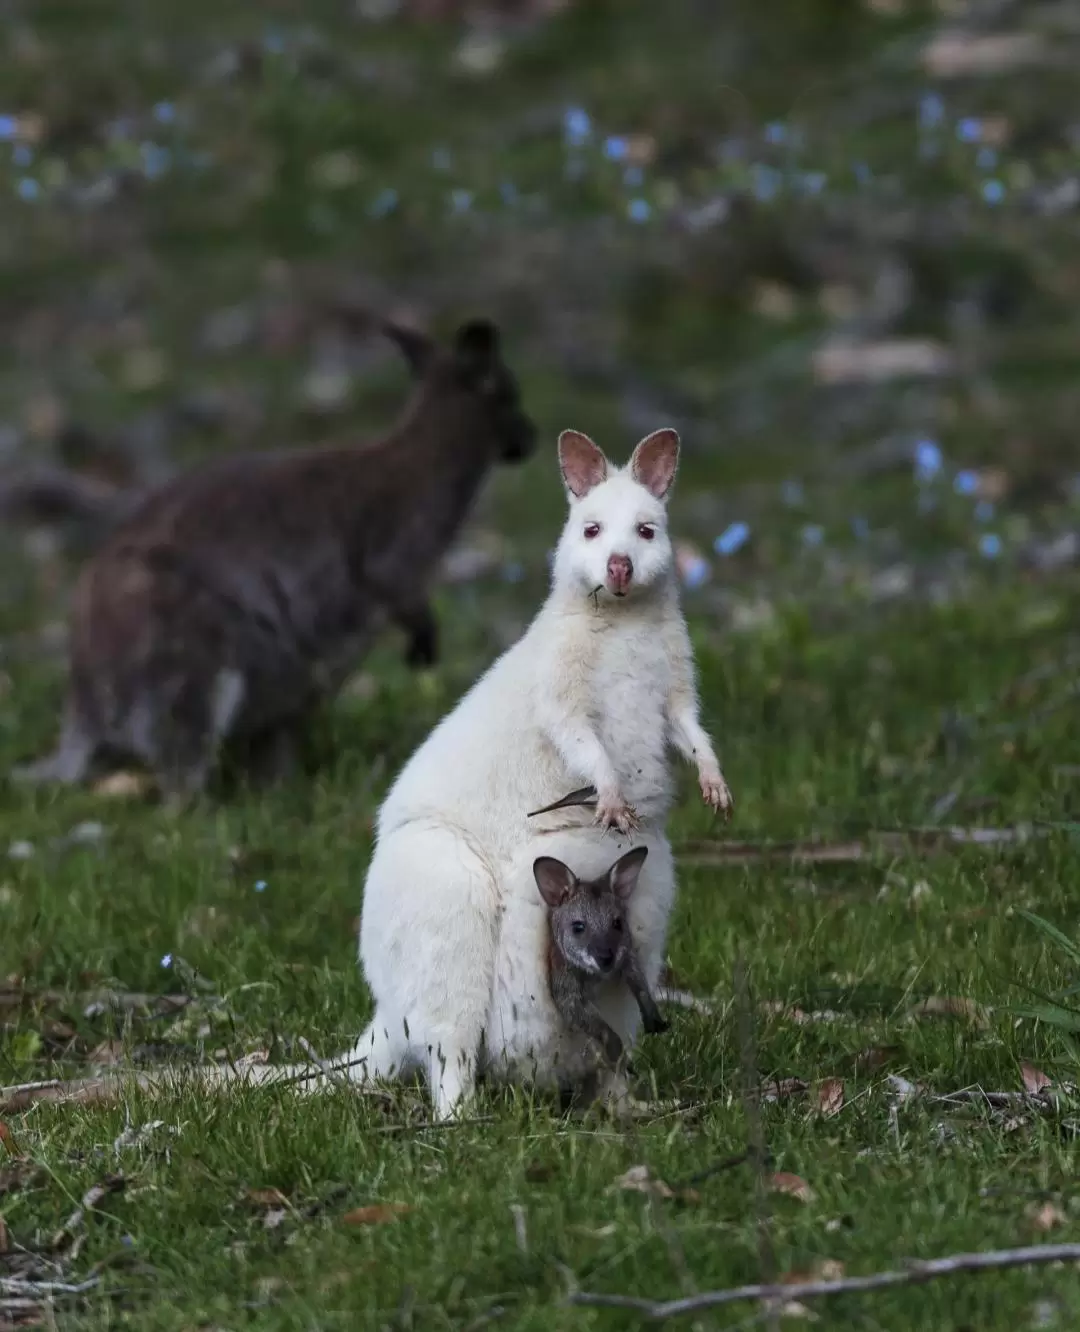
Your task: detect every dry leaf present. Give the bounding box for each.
[1030,1201,1066,1232]
[246,1187,290,1209]
[342,1202,412,1225]
[778,1300,818,1320]
[853,1045,900,1073]
[909,996,990,1029]
[767,1171,815,1203]
[762,1077,809,1103]
[922,30,1045,77]
[815,1078,845,1118]
[615,1164,673,1198]
[93,770,152,799]
[0,1119,17,1154]
[1021,1062,1052,1095]
[0,1212,8,1255]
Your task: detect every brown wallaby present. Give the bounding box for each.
[10,315,536,805]
[533,846,670,1068]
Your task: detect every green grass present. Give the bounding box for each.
[3,0,1080,1326]
[5,590,1080,1329]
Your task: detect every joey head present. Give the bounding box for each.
[11,314,535,806]
[534,845,669,1067]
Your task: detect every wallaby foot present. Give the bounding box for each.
[11,706,96,787]
[428,1040,476,1122]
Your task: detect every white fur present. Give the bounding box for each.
[351,431,731,1119]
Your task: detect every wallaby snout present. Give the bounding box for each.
[606,553,633,595]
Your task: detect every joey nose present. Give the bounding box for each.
[594,946,616,970]
[606,553,633,595]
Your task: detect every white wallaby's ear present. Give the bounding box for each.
[558,430,608,500]
[533,856,578,908]
[609,845,649,901]
[630,428,680,500]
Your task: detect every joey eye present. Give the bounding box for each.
[637,524,656,541]
[583,523,601,540]
[571,921,586,934]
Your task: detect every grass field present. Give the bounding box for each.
[4,0,1080,1327]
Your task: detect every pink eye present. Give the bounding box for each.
[638,524,656,541]
[584,523,600,539]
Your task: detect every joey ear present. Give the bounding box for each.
[609,845,649,901]
[533,856,578,909]
[558,430,608,499]
[382,319,436,378]
[453,318,500,381]
[630,428,680,500]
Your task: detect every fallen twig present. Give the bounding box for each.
[567,1243,1080,1319]
[0,1277,101,1297]
[655,987,720,1015]
[678,824,1043,867]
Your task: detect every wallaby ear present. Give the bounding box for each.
[558,430,608,500]
[533,856,578,909]
[382,319,436,378]
[630,428,680,500]
[609,845,649,901]
[453,318,500,377]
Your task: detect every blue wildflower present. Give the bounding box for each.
[0,115,17,141]
[254,880,267,893]
[714,522,750,556]
[623,165,644,188]
[16,177,40,201]
[499,180,517,205]
[780,479,804,506]
[139,142,171,180]
[161,953,173,969]
[603,136,628,162]
[681,555,711,589]
[12,145,32,167]
[982,179,1005,205]
[450,188,473,213]
[975,500,994,523]
[153,101,176,125]
[627,198,651,223]
[797,171,827,196]
[953,470,979,495]
[853,162,871,185]
[956,117,982,143]
[976,146,997,171]
[918,92,945,129]
[764,121,787,146]
[563,107,591,147]
[914,438,943,482]
[368,187,398,218]
[978,532,1002,558]
[801,524,825,547]
[851,516,870,540]
[750,164,781,202]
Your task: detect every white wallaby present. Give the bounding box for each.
[350,427,732,1119]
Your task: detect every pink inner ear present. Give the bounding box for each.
[558,430,608,499]
[630,428,680,499]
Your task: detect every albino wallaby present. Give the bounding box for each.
[351,426,731,1119]
[10,317,535,804]
[535,845,669,1068]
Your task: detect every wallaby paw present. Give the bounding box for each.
[700,769,733,818]
[593,789,639,834]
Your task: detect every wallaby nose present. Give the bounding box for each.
[606,553,633,595]
[594,946,616,970]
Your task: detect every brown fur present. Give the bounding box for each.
[12,316,536,804]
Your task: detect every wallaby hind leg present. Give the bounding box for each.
[427,1039,477,1121]
[148,668,247,808]
[622,951,670,1035]
[11,701,97,786]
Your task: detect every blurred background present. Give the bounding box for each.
[1,0,1079,690]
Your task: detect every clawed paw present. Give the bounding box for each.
[700,770,733,819]
[593,789,639,834]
